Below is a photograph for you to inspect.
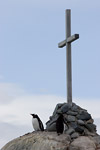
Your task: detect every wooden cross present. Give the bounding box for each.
[58,9,79,105]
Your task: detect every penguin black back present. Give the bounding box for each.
[36,114,44,131]
[56,114,64,135]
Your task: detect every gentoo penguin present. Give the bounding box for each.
[30,114,44,131]
[56,114,64,135]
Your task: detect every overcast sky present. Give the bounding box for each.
[0,0,100,148]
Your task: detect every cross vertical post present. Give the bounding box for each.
[58,9,79,105]
[66,10,72,104]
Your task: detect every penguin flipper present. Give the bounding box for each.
[39,120,44,131]
[37,116,44,131]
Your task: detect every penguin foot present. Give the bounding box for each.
[57,133,62,136]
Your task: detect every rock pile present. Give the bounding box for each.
[46,103,97,139]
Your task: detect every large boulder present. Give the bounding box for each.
[1,132,100,150]
[1,132,71,150]
[69,136,96,150]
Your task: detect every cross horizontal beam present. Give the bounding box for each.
[58,34,79,48]
[67,34,79,43]
[58,39,66,48]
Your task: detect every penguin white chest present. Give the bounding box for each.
[32,118,40,131]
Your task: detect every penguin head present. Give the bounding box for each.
[30,114,38,118]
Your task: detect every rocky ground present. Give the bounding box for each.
[1,131,100,150]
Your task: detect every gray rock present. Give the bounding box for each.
[71,132,79,139]
[91,135,100,145]
[53,103,65,116]
[66,128,75,135]
[75,125,84,134]
[77,120,85,125]
[46,114,59,125]
[46,114,60,131]
[76,111,91,121]
[69,136,96,150]
[46,122,56,131]
[84,128,97,136]
[67,110,78,116]
[67,115,76,122]
[61,103,71,113]
[49,116,53,120]
[86,119,94,124]
[79,108,87,113]
[56,109,62,114]
[69,122,78,129]
[71,104,79,112]
[85,123,96,132]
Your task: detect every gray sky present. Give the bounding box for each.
[0,0,100,148]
